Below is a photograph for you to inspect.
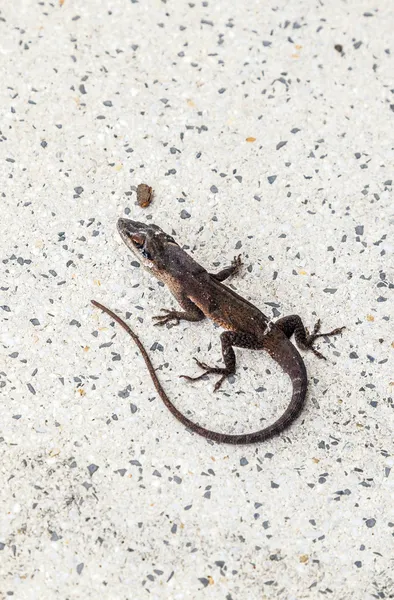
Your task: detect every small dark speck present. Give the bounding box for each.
[215,560,225,568]
[390,105,394,113]
[210,185,218,193]
[74,186,84,195]
[153,470,161,477]
[263,41,271,47]
[41,141,47,148]
[130,403,138,414]
[151,342,164,352]
[180,210,191,219]
[30,318,40,326]
[88,464,99,475]
[365,518,376,528]
[334,44,343,53]
[218,88,226,94]
[267,175,277,184]
[355,225,364,235]
[103,100,113,107]
[271,481,279,489]
[199,578,209,587]
[355,561,362,568]
[118,387,130,398]
[240,457,248,466]
[70,319,81,327]
[349,352,359,359]
[353,41,362,49]
[76,563,84,575]
[291,128,300,134]
[27,383,36,395]
[276,141,287,150]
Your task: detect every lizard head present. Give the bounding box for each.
[117,218,178,275]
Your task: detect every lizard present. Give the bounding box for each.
[91,218,345,444]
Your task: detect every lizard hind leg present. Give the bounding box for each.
[275,314,345,360]
[180,331,262,392]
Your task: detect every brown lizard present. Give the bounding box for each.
[92,219,344,444]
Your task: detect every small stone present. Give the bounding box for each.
[88,464,99,475]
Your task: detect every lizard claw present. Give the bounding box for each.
[213,375,227,392]
[324,326,346,336]
[311,347,327,360]
[193,357,211,370]
[152,309,180,326]
[179,372,209,382]
[312,319,322,335]
[232,254,243,271]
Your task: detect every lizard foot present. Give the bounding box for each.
[231,254,243,274]
[152,309,180,326]
[180,358,232,392]
[305,320,346,360]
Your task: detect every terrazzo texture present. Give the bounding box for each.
[1,1,393,598]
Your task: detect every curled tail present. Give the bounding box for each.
[91,300,308,444]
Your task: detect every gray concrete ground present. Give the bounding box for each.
[1,1,393,598]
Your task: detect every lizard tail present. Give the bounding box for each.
[91,300,307,444]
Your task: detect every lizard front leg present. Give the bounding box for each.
[210,255,242,282]
[275,314,345,359]
[152,295,205,326]
[180,331,263,391]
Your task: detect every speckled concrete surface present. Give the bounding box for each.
[1,1,393,598]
